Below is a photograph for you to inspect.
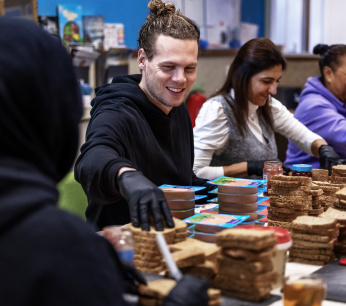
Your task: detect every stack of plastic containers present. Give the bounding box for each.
[207,176,268,223]
[159,184,206,219]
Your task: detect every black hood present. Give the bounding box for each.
[92,74,145,108]
[91,74,177,120]
[0,17,82,183]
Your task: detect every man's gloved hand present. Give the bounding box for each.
[120,260,147,295]
[319,145,342,174]
[247,160,266,177]
[118,170,174,231]
[163,275,209,306]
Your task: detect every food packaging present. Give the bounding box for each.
[159,184,206,201]
[207,176,266,195]
[187,225,216,243]
[170,208,195,219]
[183,212,249,234]
[167,195,207,210]
[102,225,134,263]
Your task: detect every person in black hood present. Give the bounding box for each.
[0,16,209,306]
[0,17,141,305]
[75,0,213,232]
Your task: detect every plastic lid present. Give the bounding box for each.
[292,164,313,171]
[238,225,291,244]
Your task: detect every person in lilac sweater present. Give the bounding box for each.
[285,44,346,169]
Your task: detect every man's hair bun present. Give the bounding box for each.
[146,0,176,21]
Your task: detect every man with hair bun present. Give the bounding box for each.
[76,0,211,233]
[76,2,210,303]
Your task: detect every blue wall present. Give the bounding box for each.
[241,0,265,37]
[38,0,149,49]
[39,0,266,49]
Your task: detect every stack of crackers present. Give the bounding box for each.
[267,175,313,230]
[309,185,324,212]
[311,181,341,211]
[319,207,346,257]
[288,215,338,265]
[168,238,220,281]
[312,169,329,182]
[131,218,187,274]
[212,228,277,302]
[335,186,346,211]
[138,279,221,306]
[331,165,346,184]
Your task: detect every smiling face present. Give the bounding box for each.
[138,34,198,115]
[248,64,283,106]
[324,55,346,104]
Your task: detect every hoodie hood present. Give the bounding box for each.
[0,18,82,231]
[90,74,177,120]
[300,76,346,115]
[0,18,83,183]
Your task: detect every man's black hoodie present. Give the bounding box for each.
[75,74,210,229]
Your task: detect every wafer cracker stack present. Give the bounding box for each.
[310,187,323,210]
[166,238,220,280]
[319,207,346,257]
[312,169,329,182]
[288,215,338,265]
[335,187,346,211]
[331,165,346,184]
[173,218,188,243]
[267,175,313,228]
[131,217,188,274]
[212,228,277,302]
[312,181,342,211]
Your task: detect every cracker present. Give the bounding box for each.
[289,246,334,256]
[268,220,292,230]
[218,255,273,274]
[271,175,312,184]
[292,238,337,249]
[180,260,218,279]
[169,238,221,261]
[291,215,338,231]
[291,232,334,243]
[168,246,205,269]
[335,187,346,200]
[288,255,334,265]
[138,279,176,299]
[215,228,277,251]
[312,169,329,182]
[221,247,275,262]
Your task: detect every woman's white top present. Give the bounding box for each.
[193,97,322,180]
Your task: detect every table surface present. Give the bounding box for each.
[125,197,346,305]
[124,261,346,306]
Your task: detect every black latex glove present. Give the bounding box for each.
[247,160,266,177]
[120,260,147,295]
[163,275,209,306]
[118,171,174,231]
[319,145,342,174]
